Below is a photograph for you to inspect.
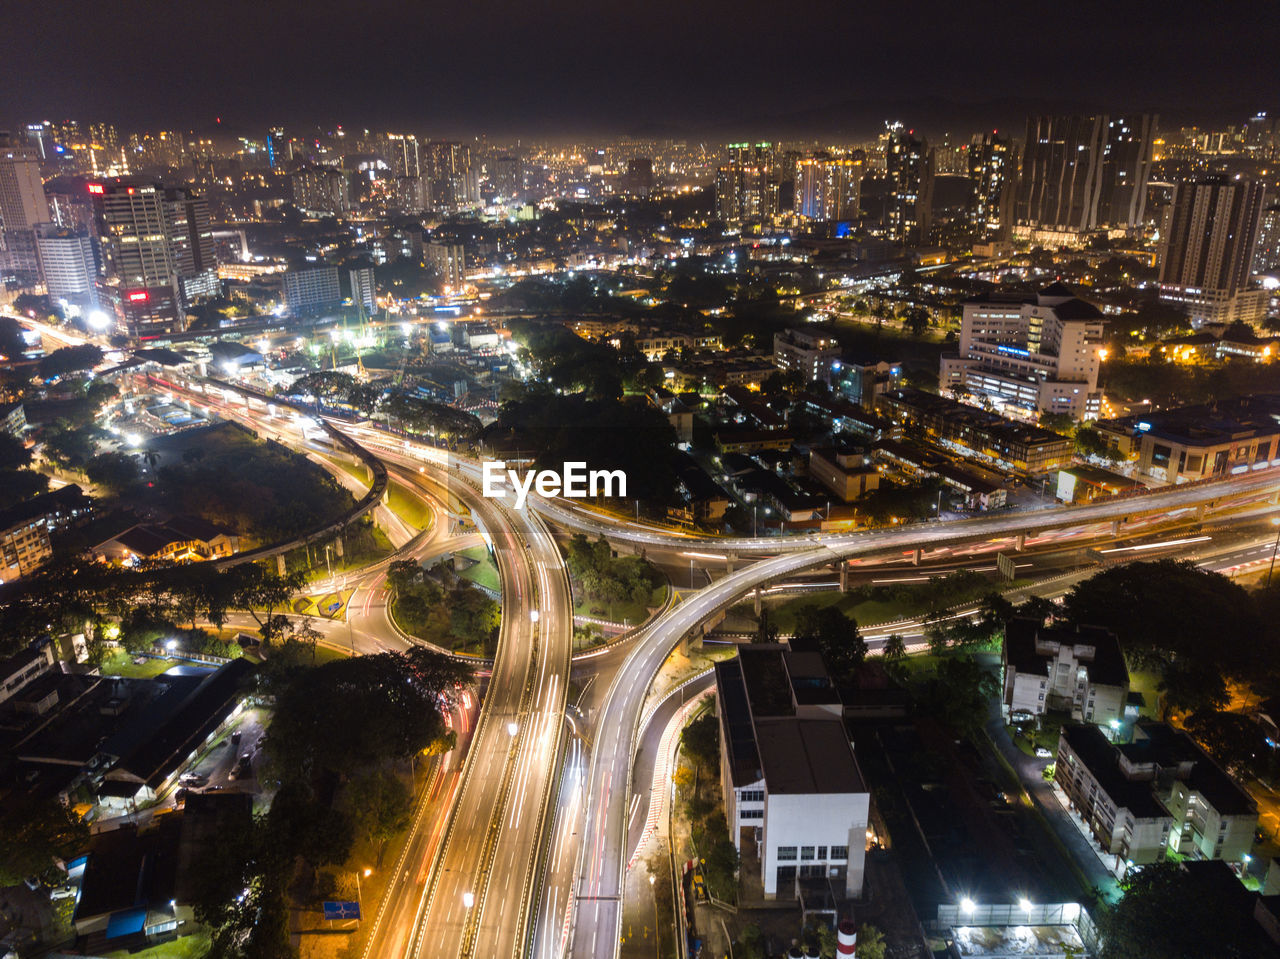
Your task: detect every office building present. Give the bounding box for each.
[939,283,1105,420]
[808,444,880,502]
[1057,722,1257,870]
[266,127,289,168]
[1001,618,1129,726]
[884,124,932,243]
[1013,114,1155,242]
[969,132,1015,239]
[832,358,901,407]
[34,225,97,305]
[715,143,777,225]
[282,265,341,315]
[794,154,862,222]
[349,266,376,314]
[773,328,841,384]
[426,242,465,292]
[1158,176,1266,326]
[716,645,870,900]
[0,136,52,285]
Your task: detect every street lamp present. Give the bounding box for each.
[462,891,474,909]
[1268,517,1280,587]
[507,721,519,737]
[960,896,976,915]
[355,867,371,906]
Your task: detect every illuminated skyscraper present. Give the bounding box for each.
[714,142,777,225]
[884,124,931,243]
[794,154,862,222]
[1013,114,1154,241]
[1158,176,1266,326]
[0,135,52,285]
[968,132,1015,239]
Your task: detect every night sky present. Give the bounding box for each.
[4,0,1279,137]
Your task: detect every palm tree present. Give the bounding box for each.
[883,633,907,664]
[139,448,160,472]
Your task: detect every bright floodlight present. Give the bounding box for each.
[125,433,141,447]
[400,322,412,336]
[165,639,178,652]
[87,309,111,330]
[507,721,518,737]
[1019,897,1032,912]
[960,897,975,914]
[530,610,540,623]
[363,867,372,877]
[462,891,474,908]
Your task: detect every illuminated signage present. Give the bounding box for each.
[87,183,104,194]
[127,291,149,303]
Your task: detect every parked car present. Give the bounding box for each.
[179,773,207,786]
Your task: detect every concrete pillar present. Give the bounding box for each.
[1014,532,1026,552]
[725,554,735,575]
[839,561,849,592]
[276,554,286,576]
[1195,504,1206,521]
[1111,519,1121,537]
[753,587,762,616]
[334,535,344,558]
[911,548,921,566]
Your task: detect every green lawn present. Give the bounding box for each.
[386,481,434,532]
[456,544,500,592]
[328,453,373,489]
[100,649,180,679]
[103,930,210,958]
[761,591,918,633]
[313,644,351,664]
[572,584,667,626]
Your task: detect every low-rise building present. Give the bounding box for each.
[773,328,841,385]
[0,399,27,436]
[1093,395,1280,486]
[716,644,870,900]
[1001,618,1129,726]
[0,485,91,582]
[1056,721,1258,872]
[93,515,238,565]
[808,444,880,502]
[0,639,57,707]
[876,387,1074,474]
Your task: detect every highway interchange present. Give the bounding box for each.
[25,340,1280,959]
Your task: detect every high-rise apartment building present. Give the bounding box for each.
[1013,114,1155,242]
[492,155,524,201]
[1253,205,1280,275]
[387,134,422,178]
[0,136,53,285]
[426,242,465,292]
[715,142,777,225]
[291,166,350,215]
[349,267,376,314]
[425,142,477,209]
[1158,176,1266,326]
[793,154,862,222]
[884,124,932,244]
[282,266,341,315]
[940,283,1105,420]
[969,132,1015,239]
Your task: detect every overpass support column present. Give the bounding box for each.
[1014,533,1026,552]
[911,548,922,566]
[839,561,849,592]
[725,554,735,575]
[1195,504,1206,522]
[753,587,762,616]
[1111,519,1121,537]
[276,554,286,576]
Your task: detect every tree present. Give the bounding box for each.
[882,633,907,664]
[681,711,719,766]
[903,305,930,337]
[85,451,141,490]
[224,564,306,646]
[855,925,887,959]
[794,605,866,683]
[346,769,413,860]
[0,432,32,471]
[37,344,103,379]
[926,655,1000,740]
[0,798,89,885]
[1158,660,1229,719]
[1099,861,1269,958]
[1184,711,1269,777]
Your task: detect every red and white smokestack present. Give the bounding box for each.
[837,919,857,956]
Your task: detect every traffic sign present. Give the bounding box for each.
[322,901,361,921]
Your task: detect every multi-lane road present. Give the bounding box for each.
[122,371,1280,959]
